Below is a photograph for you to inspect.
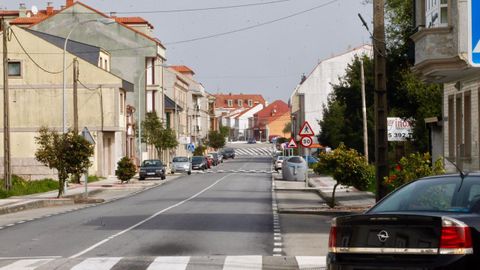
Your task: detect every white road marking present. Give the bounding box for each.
[71,257,122,270]
[0,259,53,270]
[147,256,190,270]
[295,256,327,269]
[70,174,233,258]
[223,256,262,270]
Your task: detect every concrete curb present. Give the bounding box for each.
[0,198,75,215]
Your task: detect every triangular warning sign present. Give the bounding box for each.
[287,138,298,148]
[299,121,314,136]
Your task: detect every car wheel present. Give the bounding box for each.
[171,171,175,174]
[275,169,278,172]
[161,175,166,180]
[139,177,145,180]
[188,171,191,175]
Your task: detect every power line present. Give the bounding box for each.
[165,0,340,45]
[10,27,73,74]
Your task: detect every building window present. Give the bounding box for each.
[8,61,21,77]
[99,57,103,68]
[426,0,448,28]
[120,92,125,115]
[227,99,233,107]
[238,99,243,107]
[105,59,108,71]
[248,99,253,107]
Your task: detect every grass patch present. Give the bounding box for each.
[0,175,58,199]
[87,175,105,183]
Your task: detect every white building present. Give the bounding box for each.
[290,45,373,140]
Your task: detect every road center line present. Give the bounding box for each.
[69,173,233,259]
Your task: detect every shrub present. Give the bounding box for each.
[314,144,374,207]
[384,152,445,190]
[115,157,137,183]
[193,145,207,156]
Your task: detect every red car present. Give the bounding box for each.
[204,156,213,169]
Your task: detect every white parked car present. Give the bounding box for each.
[274,156,286,172]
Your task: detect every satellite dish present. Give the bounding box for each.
[31,5,38,15]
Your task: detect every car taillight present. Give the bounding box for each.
[328,218,337,252]
[439,217,473,254]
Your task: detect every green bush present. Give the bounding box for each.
[0,175,59,199]
[87,175,105,183]
[314,144,374,207]
[384,152,445,190]
[115,156,137,183]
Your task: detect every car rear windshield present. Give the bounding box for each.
[142,160,162,167]
[287,157,304,163]
[173,157,189,162]
[369,176,480,213]
[192,157,203,162]
[224,148,234,153]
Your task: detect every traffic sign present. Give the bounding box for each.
[299,121,314,136]
[300,136,313,147]
[469,0,480,66]
[287,138,298,148]
[186,143,195,152]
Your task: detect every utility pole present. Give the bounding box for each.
[373,0,388,201]
[360,59,368,161]
[2,19,11,191]
[73,58,79,134]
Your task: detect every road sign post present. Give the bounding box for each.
[81,127,95,198]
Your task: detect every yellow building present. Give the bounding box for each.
[0,26,132,179]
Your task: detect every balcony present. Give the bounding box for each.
[411,26,470,83]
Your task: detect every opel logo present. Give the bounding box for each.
[377,230,389,242]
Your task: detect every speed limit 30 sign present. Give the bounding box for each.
[300,136,313,147]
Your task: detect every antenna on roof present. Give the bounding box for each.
[444,157,465,179]
[31,5,38,15]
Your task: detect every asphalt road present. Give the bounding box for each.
[0,157,274,258]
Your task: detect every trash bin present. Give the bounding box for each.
[281,156,308,181]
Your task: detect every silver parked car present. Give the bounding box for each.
[171,156,192,175]
[281,156,308,181]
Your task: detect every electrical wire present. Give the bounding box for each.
[78,79,101,92]
[10,27,73,74]
[165,0,340,45]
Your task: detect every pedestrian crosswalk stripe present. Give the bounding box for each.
[0,258,53,270]
[71,257,122,270]
[296,256,326,270]
[232,147,275,156]
[223,256,262,270]
[147,256,189,270]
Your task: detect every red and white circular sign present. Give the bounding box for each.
[300,136,313,147]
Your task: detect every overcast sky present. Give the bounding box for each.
[2,0,372,103]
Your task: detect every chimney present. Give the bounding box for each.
[46,2,54,15]
[66,0,74,7]
[19,3,27,17]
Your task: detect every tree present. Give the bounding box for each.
[193,145,206,156]
[314,144,374,207]
[115,157,137,183]
[219,125,230,138]
[141,112,178,157]
[207,130,226,150]
[282,122,291,137]
[35,127,94,198]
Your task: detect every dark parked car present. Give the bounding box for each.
[191,156,207,171]
[327,173,480,270]
[138,159,166,180]
[247,138,256,144]
[222,148,235,159]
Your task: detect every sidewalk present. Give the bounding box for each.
[274,172,375,214]
[0,176,175,215]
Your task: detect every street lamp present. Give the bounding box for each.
[62,18,115,133]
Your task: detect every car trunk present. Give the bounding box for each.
[335,214,442,250]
